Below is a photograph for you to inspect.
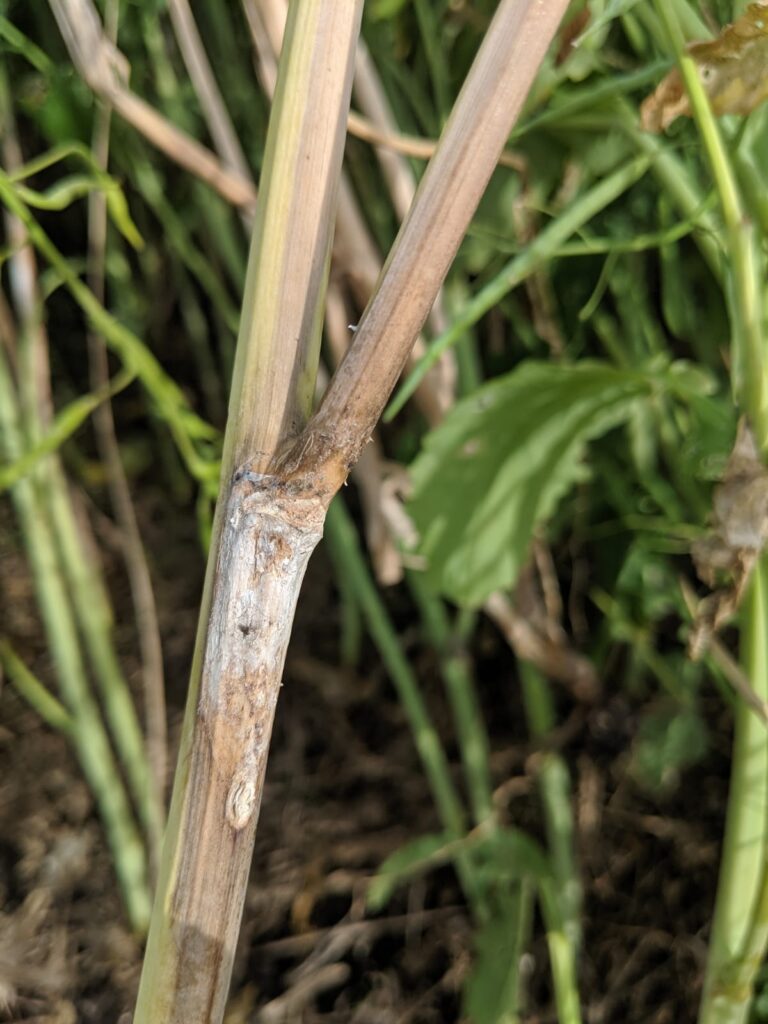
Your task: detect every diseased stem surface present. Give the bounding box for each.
[135,468,324,1023]
[134,2,364,1018]
[135,1,566,1018]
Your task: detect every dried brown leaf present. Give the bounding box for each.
[690,419,768,656]
[641,3,768,132]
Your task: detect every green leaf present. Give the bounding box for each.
[575,0,643,46]
[367,832,454,912]
[14,175,143,250]
[462,885,533,1024]
[369,0,411,20]
[0,368,135,493]
[473,827,552,889]
[408,360,655,607]
[630,704,710,791]
[461,829,562,1023]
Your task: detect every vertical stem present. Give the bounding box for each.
[325,499,488,920]
[0,352,152,932]
[699,562,768,1024]
[134,5,363,1020]
[520,664,582,1023]
[650,5,768,1021]
[408,569,495,826]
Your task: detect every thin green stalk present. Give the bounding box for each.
[733,569,768,998]
[520,663,582,1023]
[43,462,165,864]
[520,664,581,946]
[0,173,219,487]
[649,4,768,1021]
[4,189,165,864]
[653,4,767,441]
[407,569,494,826]
[699,563,768,1024]
[0,351,151,932]
[0,638,75,735]
[325,497,488,920]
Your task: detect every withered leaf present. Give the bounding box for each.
[689,418,768,658]
[641,3,768,132]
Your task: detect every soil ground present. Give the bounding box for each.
[0,491,731,1023]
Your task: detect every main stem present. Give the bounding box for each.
[133,3,363,1019]
[650,5,768,1021]
[134,1,568,1019]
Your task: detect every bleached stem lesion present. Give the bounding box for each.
[137,467,325,1020]
[198,465,325,820]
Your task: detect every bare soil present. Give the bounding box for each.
[0,493,728,1023]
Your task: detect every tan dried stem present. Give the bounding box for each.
[292,0,572,496]
[324,285,402,584]
[134,5,364,1020]
[347,109,527,176]
[247,0,456,424]
[244,0,448,584]
[166,0,254,229]
[47,0,257,211]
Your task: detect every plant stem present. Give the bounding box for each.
[652,3,767,439]
[325,498,488,919]
[408,569,495,827]
[133,4,363,1019]
[0,638,75,735]
[305,0,571,472]
[0,351,152,932]
[650,4,768,1021]
[520,664,582,1023]
[699,562,768,1024]
[520,664,581,947]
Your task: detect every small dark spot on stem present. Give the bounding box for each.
[238,623,251,637]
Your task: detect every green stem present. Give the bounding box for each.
[649,5,768,1021]
[44,460,166,865]
[652,2,767,440]
[699,562,768,1024]
[325,497,488,920]
[520,663,582,1023]
[0,638,75,735]
[408,569,495,827]
[0,352,151,932]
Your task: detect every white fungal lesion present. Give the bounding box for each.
[201,463,326,832]
[225,775,258,830]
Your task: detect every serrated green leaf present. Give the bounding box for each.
[408,360,654,606]
[367,832,454,912]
